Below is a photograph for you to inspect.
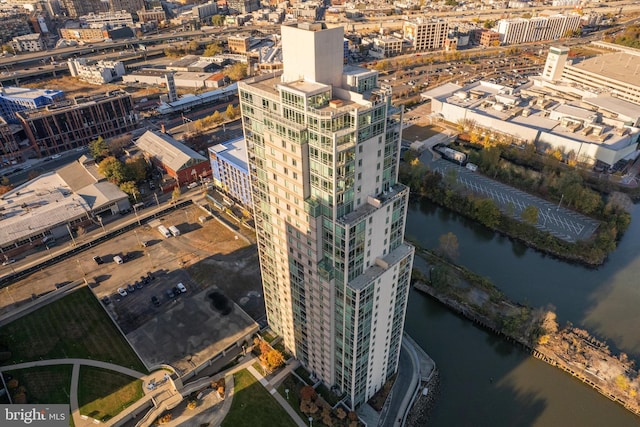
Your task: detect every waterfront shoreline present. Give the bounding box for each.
[411,253,640,417]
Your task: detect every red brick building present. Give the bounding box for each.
[135,130,211,192]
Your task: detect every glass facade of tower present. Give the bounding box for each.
[239,24,414,409]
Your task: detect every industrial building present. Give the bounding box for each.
[423,79,640,166]
[0,155,130,257]
[238,22,414,409]
[16,91,137,157]
[135,130,211,189]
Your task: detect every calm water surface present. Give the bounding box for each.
[404,198,640,426]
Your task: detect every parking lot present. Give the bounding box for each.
[428,158,599,242]
[1,204,264,375]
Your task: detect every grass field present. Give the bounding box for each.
[0,287,146,372]
[8,365,72,404]
[78,366,143,422]
[277,375,305,423]
[221,369,297,427]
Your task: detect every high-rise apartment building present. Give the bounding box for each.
[497,14,581,45]
[238,22,414,409]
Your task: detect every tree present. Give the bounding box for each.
[438,232,459,260]
[225,104,237,120]
[89,137,109,161]
[262,348,283,370]
[521,205,539,225]
[474,198,501,228]
[484,20,496,29]
[212,110,223,124]
[300,385,317,401]
[188,40,199,53]
[225,62,247,81]
[211,14,225,26]
[98,156,127,185]
[125,157,148,182]
[172,186,181,203]
[120,181,141,202]
[2,44,15,54]
[203,41,223,57]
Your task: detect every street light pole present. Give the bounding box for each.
[309,416,313,427]
[133,204,141,225]
[97,216,106,235]
[66,223,77,247]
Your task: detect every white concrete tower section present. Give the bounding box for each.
[542,46,569,82]
[281,22,344,87]
[239,22,415,409]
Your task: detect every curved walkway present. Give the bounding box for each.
[0,358,179,427]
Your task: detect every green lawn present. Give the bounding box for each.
[78,366,143,422]
[222,369,297,427]
[277,374,305,422]
[8,365,72,405]
[0,287,146,372]
[294,366,313,385]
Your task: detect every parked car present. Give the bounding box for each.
[176,283,187,293]
[151,296,160,307]
[141,275,150,285]
[2,258,16,266]
[101,296,111,305]
[127,283,135,293]
[135,281,143,290]
[113,255,124,264]
[55,281,71,289]
[117,288,128,297]
[93,256,104,265]
[166,288,175,298]
[147,271,155,281]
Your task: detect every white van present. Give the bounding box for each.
[158,225,171,238]
[113,255,124,264]
[169,225,180,237]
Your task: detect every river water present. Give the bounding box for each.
[404,197,640,427]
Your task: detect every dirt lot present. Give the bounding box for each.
[0,205,265,373]
[402,124,445,142]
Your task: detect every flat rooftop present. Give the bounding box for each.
[0,87,62,100]
[210,137,248,171]
[568,52,640,88]
[126,288,258,376]
[0,172,90,246]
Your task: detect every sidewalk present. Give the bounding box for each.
[246,362,307,427]
[0,358,178,427]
